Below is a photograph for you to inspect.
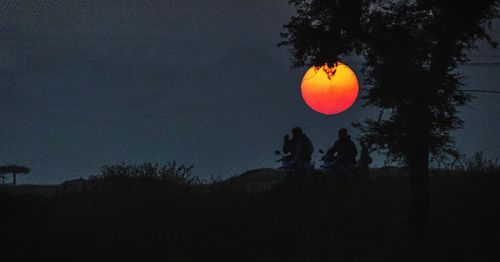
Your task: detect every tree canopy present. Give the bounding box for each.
[280,0,499,164]
[0,165,31,174]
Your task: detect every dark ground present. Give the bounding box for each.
[1,169,499,262]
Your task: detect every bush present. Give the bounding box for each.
[100,162,195,184]
[460,151,500,173]
[56,162,199,195]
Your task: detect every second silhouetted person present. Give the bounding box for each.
[325,128,357,168]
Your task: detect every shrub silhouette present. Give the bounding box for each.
[57,162,197,196]
[100,161,195,185]
[461,151,500,173]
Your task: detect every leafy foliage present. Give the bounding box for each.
[279,0,364,68]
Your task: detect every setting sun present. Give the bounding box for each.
[301,63,359,115]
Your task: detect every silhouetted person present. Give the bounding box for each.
[282,127,314,171]
[325,128,357,168]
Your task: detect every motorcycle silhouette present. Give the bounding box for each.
[317,149,357,176]
[274,150,315,170]
[273,144,372,177]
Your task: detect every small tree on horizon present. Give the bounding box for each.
[280,0,499,228]
[0,164,31,185]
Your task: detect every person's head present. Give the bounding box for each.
[338,128,348,139]
[292,127,303,136]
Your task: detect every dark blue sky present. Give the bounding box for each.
[1,0,499,184]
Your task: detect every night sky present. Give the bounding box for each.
[1,0,499,184]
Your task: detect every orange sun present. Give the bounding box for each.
[301,63,359,115]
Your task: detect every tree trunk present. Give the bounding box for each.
[408,141,430,229]
[13,172,17,185]
[406,101,431,231]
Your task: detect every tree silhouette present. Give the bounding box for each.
[280,0,499,228]
[0,165,31,185]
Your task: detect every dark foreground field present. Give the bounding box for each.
[2,169,499,262]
